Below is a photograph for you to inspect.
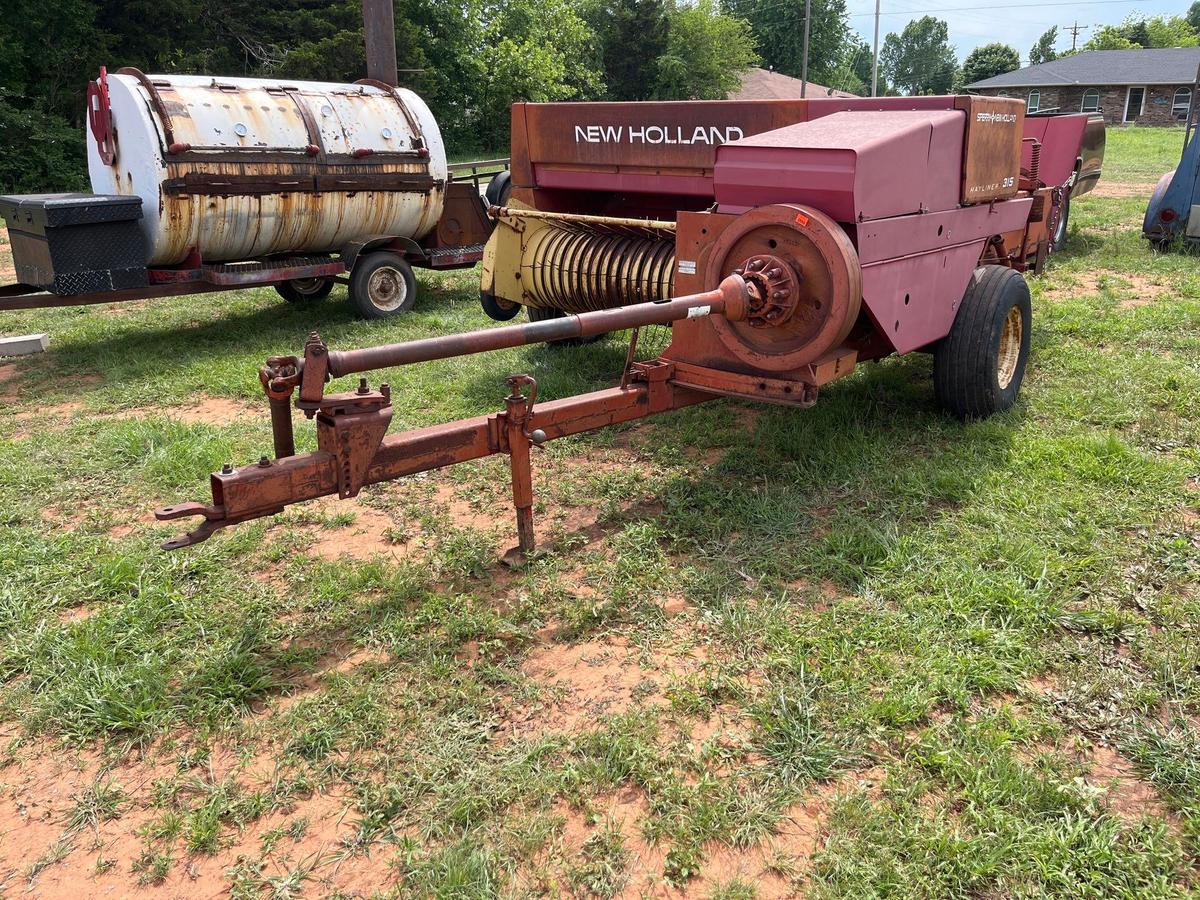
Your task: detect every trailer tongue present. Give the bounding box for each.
[155,272,760,560]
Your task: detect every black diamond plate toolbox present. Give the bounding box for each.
[0,193,148,295]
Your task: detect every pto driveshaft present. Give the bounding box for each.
[319,276,752,379]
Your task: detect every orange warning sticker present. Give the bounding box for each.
[794,212,809,227]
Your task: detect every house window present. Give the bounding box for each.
[1174,87,1193,121]
[1027,90,1040,113]
[1081,89,1100,113]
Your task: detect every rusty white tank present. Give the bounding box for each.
[86,69,447,265]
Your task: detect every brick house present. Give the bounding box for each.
[965,47,1199,125]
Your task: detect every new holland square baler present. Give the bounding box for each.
[157,95,1096,559]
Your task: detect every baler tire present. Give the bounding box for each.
[349,253,417,319]
[527,305,606,346]
[480,289,522,321]
[1051,194,1070,252]
[485,171,513,208]
[276,277,334,304]
[934,265,1031,420]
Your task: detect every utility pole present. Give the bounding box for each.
[871,0,881,97]
[1064,20,1088,52]
[363,0,399,86]
[801,0,812,98]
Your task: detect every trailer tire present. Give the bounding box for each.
[1051,194,1070,252]
[349,253,417,319]
[527,305,606,346]
[934,265,1031,420]
[276,277,334,304]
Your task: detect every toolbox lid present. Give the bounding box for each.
[0,193,143,228]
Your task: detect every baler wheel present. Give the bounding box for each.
[276,277,334,304]
[485,171,513,208]
[527,304,606,346]
[480,289,522,321]
[349,252,417,319]
[934,265,1031,420]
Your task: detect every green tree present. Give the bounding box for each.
[879,16,956,95]
[1085,15,1198,51]
[652,0,757,100]
[723,0,849,84]
[583,0,671,101]
[472,0,605,149]
[848,36,874,87]
[1144,15,1199,47]
[1029,26,1058,65]
[1189,2,1200,33]
[960,43,1020,85]
[820,38,874,95]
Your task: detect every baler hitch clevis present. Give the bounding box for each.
[155,272,764,561]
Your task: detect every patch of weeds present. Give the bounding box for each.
[283,676,389,761]
[69,775,126,830]
[567,821,629,897]
[397,837,498,897]
[142,810,185,843]
[261,815,310,855]
[183,777,267,853]
[708,877,759,900]
[132,845,174,885]
[754,673,856,783]
[26,832,76,881]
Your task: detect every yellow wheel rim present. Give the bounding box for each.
[997,305,1023,390]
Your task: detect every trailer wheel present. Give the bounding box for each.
[527,305,605,346]
[349,252,416,319]
[1051,194,1070,252]
[275,277,333,304]
[480,289,521,321]
[934,265,1031,420]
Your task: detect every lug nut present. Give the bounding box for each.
[380,383,391,399]
[357,377,369,395]
[258,455,271,468]
[221,463,234,475]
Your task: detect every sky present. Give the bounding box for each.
[843,0,1188,64]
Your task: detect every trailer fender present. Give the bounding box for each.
[1142,171,1178,245]
[342,235,424,271]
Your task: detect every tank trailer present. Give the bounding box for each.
[158,96,1096,560]
[0,68,499,318]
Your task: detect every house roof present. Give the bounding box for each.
[729,67,859,100]
[966,48,1200,89]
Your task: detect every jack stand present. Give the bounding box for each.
[501,374,545,566]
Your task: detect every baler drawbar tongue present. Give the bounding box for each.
[154,274,767,559]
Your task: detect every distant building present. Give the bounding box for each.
[729,67,859,101]
[965,47,1199,126]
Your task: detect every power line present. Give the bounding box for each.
[846,0,1147,15]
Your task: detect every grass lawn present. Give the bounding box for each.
[0,126,1197,898]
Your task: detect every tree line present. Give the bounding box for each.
[3,0,1198,194]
